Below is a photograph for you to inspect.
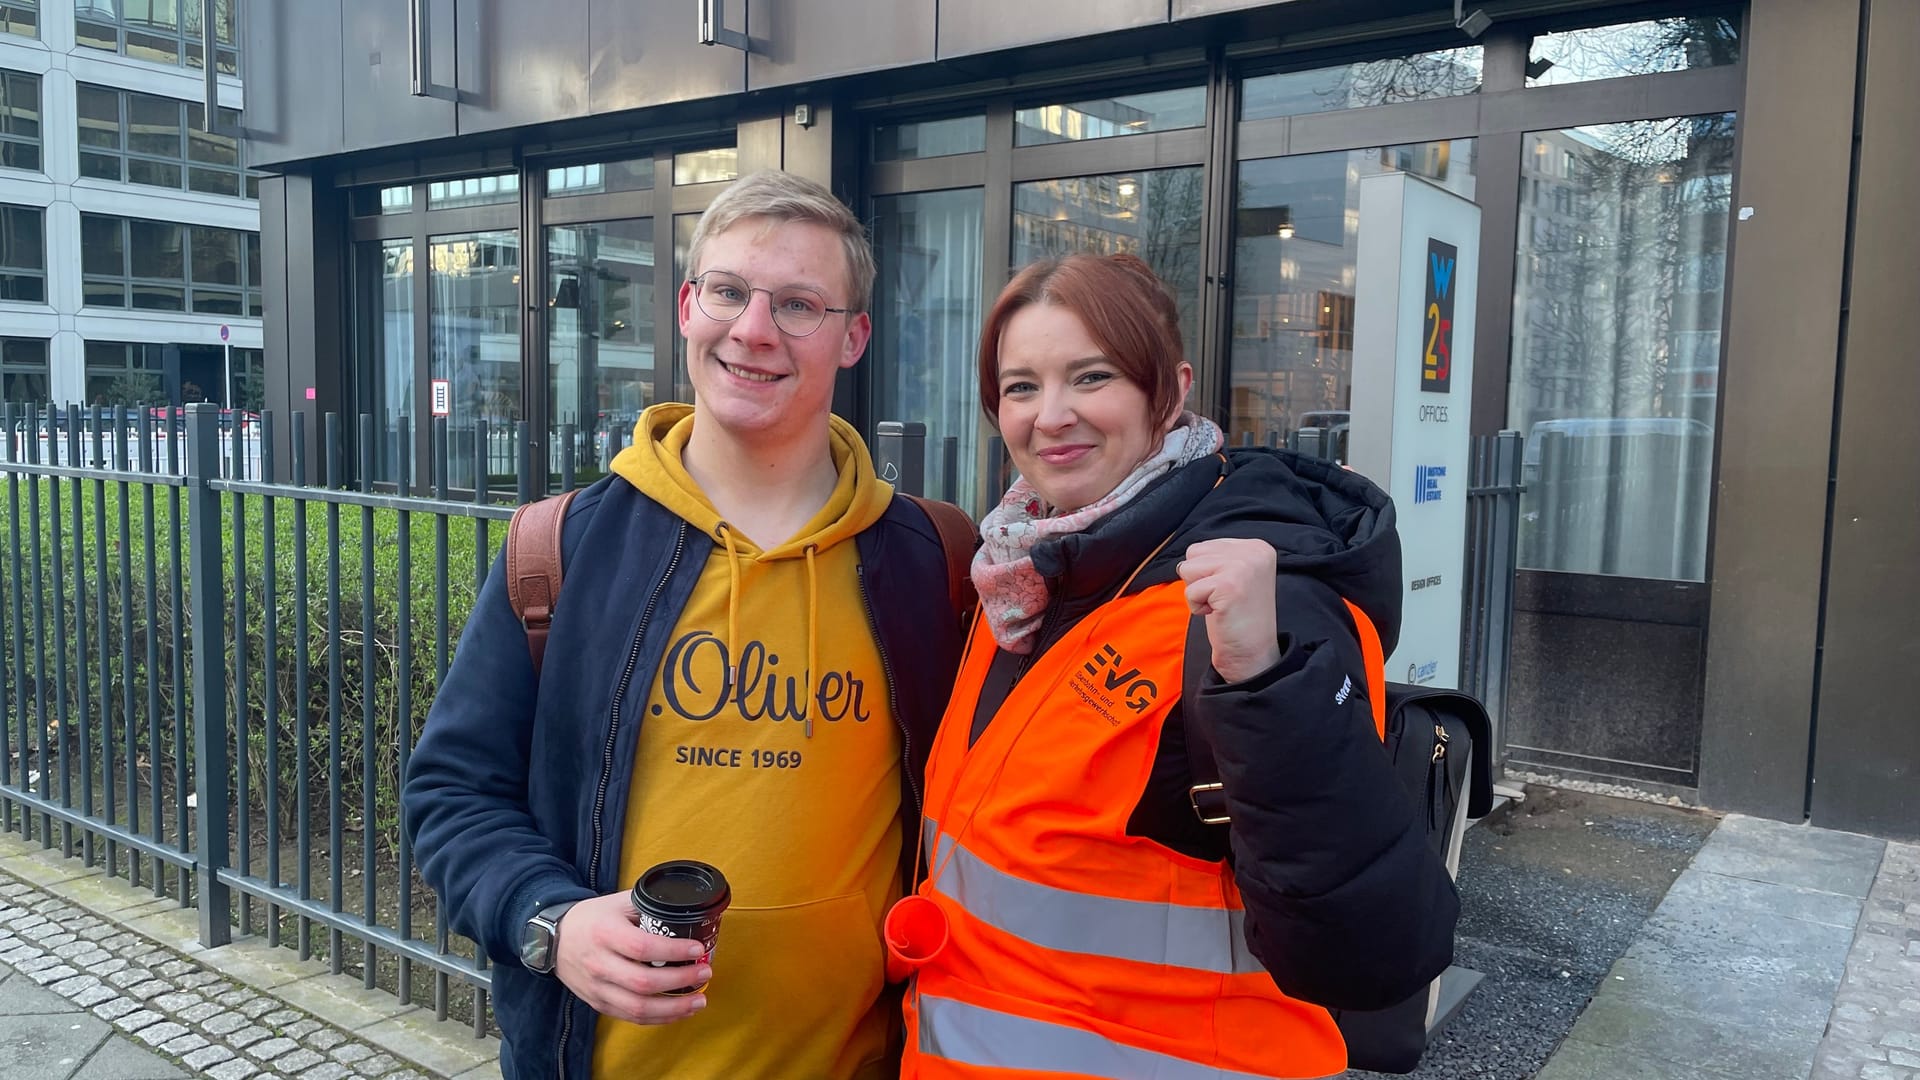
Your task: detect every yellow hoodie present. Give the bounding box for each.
[593,404,904,1080]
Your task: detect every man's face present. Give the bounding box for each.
[678,217,870,445]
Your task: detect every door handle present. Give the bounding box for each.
[408,0,432,96]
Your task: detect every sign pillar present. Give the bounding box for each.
[1347,172,1480,691]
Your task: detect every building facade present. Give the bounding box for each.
[239,0,1919,838]
[0,0,265,410]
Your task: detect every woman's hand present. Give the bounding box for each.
[1179,538,1281,684]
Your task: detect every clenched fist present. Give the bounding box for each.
[1178,538,1281,684]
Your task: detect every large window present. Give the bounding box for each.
[872,189,985,506]
[0,69,40,172]
[1228,140,1476,445]
[1508,114,1734,582]
[1527,13,1740,86]
[1241,46,1482,120]
[0,203,43,302]
[0,0,35,39]
[1013,168,1205,363]
[1,337,47,402]
[81,213,261,314]
[77,84,259,198]
[84,340,167,405]
[75,0,237,74]
[547,218,654,486]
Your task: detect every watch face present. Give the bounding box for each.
[521,921,554,971]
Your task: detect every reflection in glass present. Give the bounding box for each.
[1229,140,1476,447]
[0,204,43,302]
[548,157,654,197]
[128,91,180,156]
[76,84,118,148]
[1508,114,1734,581]
[1242,47,1481,120]
[428,173,519,210]
[873,116,987,161]
[672,214,697,402]
[128,218,183,280]
[1012,167,1205,364]
[81,213,123,276]
[547,219,654,490]
[362,239,415,484]
[1015,87,1204,146]
[673,147,738,186]
[1527,15,1739,86]
[1,338,50,404]
[431,230,522,490]
[872,189,985,511]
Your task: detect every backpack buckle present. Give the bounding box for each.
[1188,782,1231,825]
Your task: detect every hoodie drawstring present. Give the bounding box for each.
[717,522,743,674]
[803,544,819,739]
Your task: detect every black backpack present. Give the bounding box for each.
[1183,677,1493,1074]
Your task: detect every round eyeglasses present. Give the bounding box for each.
[689,271,853,338]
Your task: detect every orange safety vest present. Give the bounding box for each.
[899,578,1386,1080]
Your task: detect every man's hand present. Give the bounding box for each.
[1178,538,1281,684]
[552,892,712,1024]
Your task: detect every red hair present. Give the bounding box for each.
[977,253,1187,427]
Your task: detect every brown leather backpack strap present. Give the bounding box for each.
[904,494,979,621]
[506,490,579,676]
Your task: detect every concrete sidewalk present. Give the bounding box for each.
[1536,815,1920,1080]
[0,831,498,1080]
[0,807,1914,1080]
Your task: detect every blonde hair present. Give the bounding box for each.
[686,170,876,314]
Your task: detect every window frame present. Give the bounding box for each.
[0,202,45,304]
[75,82,262,200]
[79,212,262,315]
[74,0,239,75]
[0,69,42,174]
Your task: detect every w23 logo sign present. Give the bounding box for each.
[1422,238,1457,394]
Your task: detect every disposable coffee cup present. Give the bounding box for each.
[630,860,730,996]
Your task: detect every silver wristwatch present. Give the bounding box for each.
[520,900,579,976]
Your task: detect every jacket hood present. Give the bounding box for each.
[1031,448,1403,655]
[608,402,894,557]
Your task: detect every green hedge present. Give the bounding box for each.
[0,473,501,856]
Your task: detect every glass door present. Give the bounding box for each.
[429,230,522,492]
[1227,140,1476,449]
[546,218,654,486]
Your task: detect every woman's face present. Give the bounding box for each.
[994,302,1190,514]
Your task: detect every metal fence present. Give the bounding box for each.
[1462,431,1525,761]
[0,402,522,1035]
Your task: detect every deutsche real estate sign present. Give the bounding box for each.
[1348,173,1479,691]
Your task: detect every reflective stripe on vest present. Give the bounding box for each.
[928,825,1264,975]
[919,994,1337,1080]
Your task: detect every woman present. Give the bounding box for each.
[886,253,1460,1079]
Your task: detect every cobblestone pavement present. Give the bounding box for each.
[0,874,438,1080]
[1813,840,1920,1080]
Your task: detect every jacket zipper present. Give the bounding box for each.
[555,522,690,1080]
[1426,722,1451,831]
[857,564,921,820]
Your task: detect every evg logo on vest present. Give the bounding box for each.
[1072,644,1159,722]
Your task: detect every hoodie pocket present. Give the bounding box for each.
[708,892,890,1079]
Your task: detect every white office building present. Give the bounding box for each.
[0,0,262,411]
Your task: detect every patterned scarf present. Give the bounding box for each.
[972,413,1225,654]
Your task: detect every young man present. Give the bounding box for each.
[404,170,968,1080]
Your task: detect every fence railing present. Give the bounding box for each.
[1462,431,1525,762]
[0,402,522,1035]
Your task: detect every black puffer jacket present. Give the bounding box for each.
[966,447,1458,1011]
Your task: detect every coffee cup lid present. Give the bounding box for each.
[633,860,731,919]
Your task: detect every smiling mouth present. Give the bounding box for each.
[1036,445,1093,464]
[719,359,784,384]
